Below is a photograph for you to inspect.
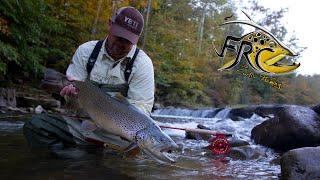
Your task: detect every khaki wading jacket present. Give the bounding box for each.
[66,39,155,115]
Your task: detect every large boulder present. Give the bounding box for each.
[281,146,320,180]
[227,105,285,121]
[251,105,320,151]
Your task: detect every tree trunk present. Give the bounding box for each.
[240,76,249,104]
[91,0,103,35]
[198,3,207,53]
[142,0,152,49]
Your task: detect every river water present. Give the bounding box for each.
[0,110,280,179]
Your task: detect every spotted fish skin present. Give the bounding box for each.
[73,80,178,163]
[242,31,299,74]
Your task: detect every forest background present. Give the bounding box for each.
[1,0,319,108]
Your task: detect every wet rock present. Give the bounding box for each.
[270,156,281,165]
[40,68,68,94]
[227,105,282,121]
[35,105,45,114]
[312,103,320,115]
[0,88,16,108]
[281,146,320,180]
[228,108,255,121]
[17,96,61,109]
[229,136,250,147]
[185,132,211,141]
[251,105,320,151]
[185,124,212,141]
[185,123,235,150]
[229,145,263,160]
[7,106,28,113]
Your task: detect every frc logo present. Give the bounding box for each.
[214,11,300,75]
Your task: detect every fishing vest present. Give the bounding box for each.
[86,40,140,97]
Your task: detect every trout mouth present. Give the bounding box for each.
[257,52,300,74]
[264,54,299,67]
[144,149,176,163]
[143,145,178,163]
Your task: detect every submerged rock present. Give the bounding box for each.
[185,124,212,141]
[229,136,250,147]
[281,146,320,180]
[251,105,320,151]
[229,145,263,160]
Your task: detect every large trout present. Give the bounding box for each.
[41,68,178,163]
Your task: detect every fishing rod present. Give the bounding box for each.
[159,125,231,155]
[159,125,232,137]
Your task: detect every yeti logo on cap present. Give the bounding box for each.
[124,16,138,30]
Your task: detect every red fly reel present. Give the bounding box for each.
[208,134,230,155]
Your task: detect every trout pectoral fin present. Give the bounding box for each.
[80,120,98,132]
[264,54,286,66]
[218,59,237,70]
[123,142,139,152]
[121,142,140,157]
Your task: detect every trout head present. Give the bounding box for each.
[135,124,179,163]
[243,31,299,74]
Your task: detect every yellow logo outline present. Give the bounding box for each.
[214,11,300,75]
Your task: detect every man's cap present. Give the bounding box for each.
[109,7,144,45]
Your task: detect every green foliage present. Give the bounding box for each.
[0,0,70,76]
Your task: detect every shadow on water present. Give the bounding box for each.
[0,127,134,180]
[0,117,280,180]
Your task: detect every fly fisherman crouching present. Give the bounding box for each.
[60,6,154,116]
[23,7,156,150]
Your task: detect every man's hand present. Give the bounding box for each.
[60,84,78,97]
